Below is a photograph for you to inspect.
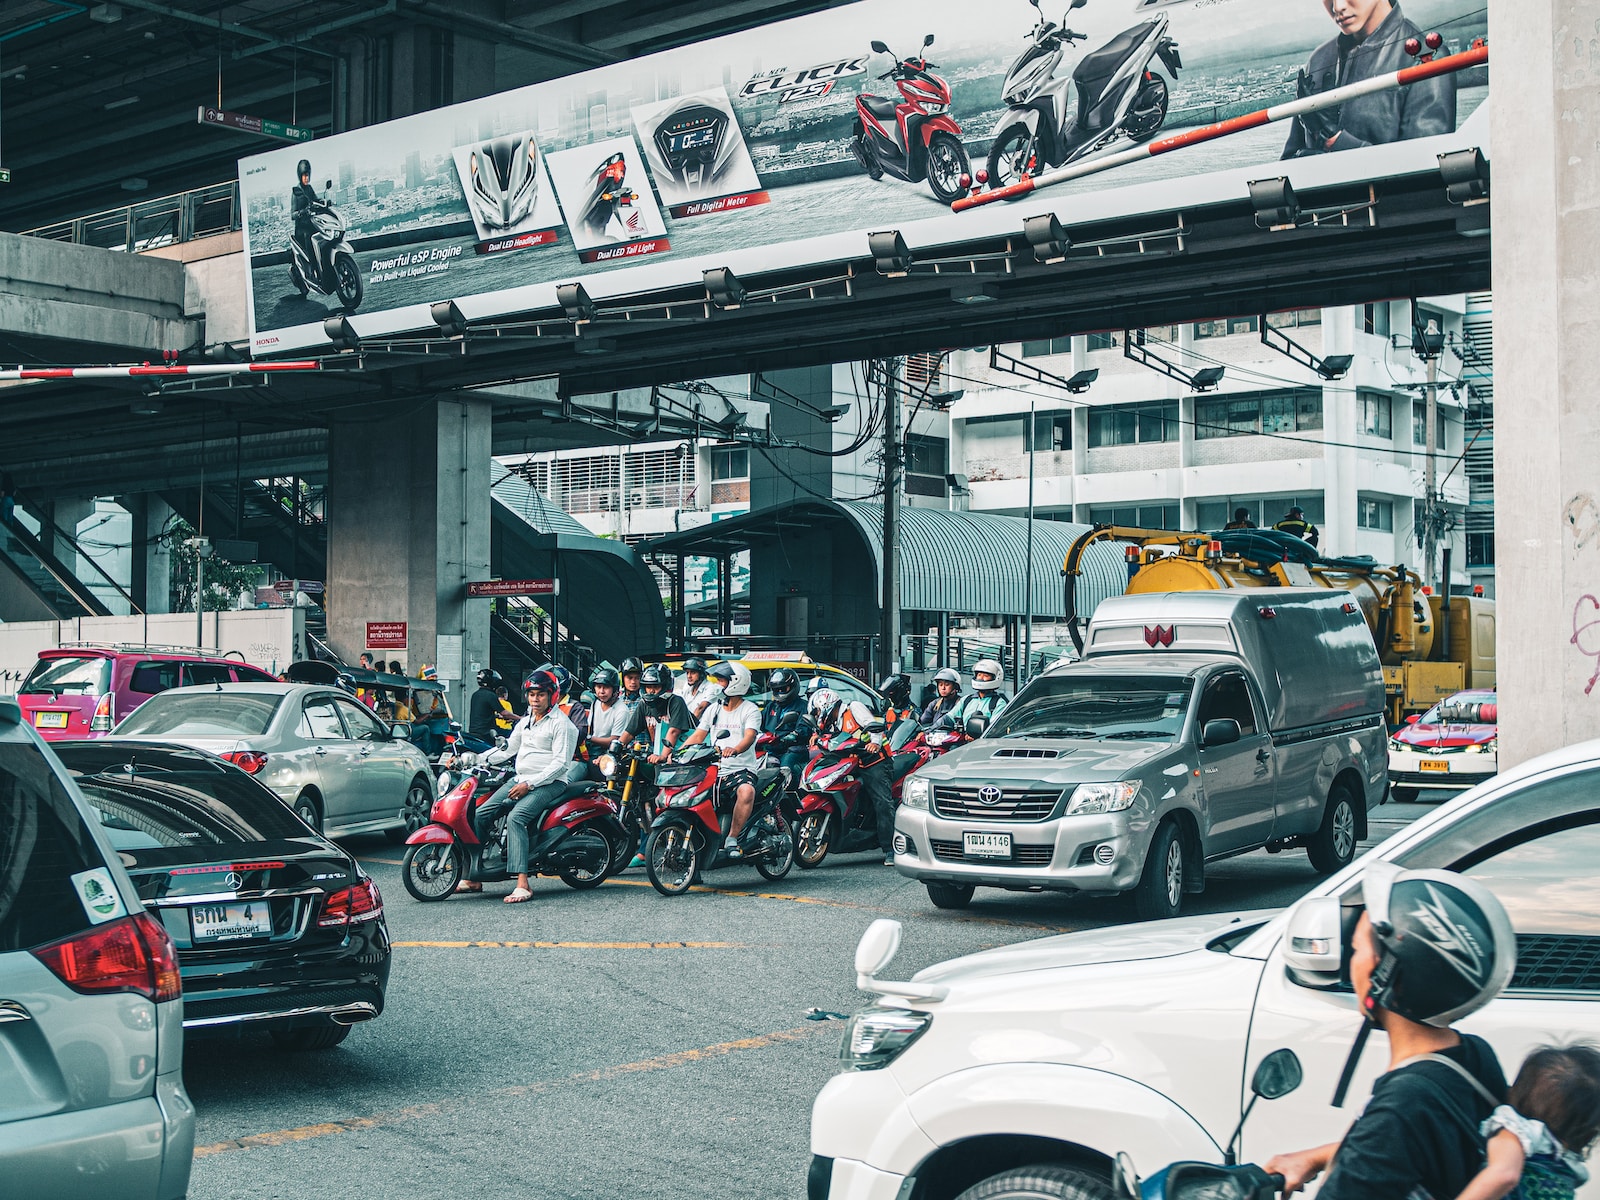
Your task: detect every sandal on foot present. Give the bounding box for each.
[454,880,483,893]
[503,886,533,904]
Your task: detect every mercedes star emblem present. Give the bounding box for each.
[224,871,244,890]
[977,785,1002,805]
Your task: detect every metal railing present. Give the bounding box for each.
[23,181,242,253]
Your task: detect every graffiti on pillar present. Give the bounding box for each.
[1570,594,1600,695]
[1565,493,1600,553]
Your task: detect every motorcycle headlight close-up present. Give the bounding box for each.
[1065,781,1140,816]
[806,760,853,791]
[667,787,704,808]
[597,754,618,778]
[839,1007,932,1071]
[901,776,931,810]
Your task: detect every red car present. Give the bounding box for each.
[1387,687,1498,801]
[17,644,276,741]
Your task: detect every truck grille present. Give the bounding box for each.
[933,785,1061,821]
[929,839,1054,866]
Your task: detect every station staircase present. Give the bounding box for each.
[160,477,327,583]
[0,515,115,619]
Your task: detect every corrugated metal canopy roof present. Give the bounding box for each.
[641,500,1128,620]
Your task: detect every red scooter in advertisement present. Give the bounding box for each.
[852,34,972,204]
[399,760,628,900]
[643,734,796,896]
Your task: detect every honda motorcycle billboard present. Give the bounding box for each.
[239,0,1490,353]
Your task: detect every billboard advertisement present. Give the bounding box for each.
[240,0,1490,353]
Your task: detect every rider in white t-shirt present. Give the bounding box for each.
[676,663,760,858]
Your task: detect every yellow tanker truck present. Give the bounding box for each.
[1063,526,1494,725]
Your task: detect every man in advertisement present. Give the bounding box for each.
[291,158,320,261]
[1282,0,1455,159]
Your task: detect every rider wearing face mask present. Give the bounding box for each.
[761,668,812,777]
[955,659,1009,728]
[1266,861,1516,1199]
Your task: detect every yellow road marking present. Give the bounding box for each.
[391,939,746,949]
[603,877,1078,933]
[193,1025,830,1158]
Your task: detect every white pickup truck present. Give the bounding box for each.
[810,739,1600,1200]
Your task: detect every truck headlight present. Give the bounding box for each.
[840,1007,931,1071]
[902,777,931,810]
[1066,781,1140,815]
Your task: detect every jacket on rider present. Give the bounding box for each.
[1281,2,1455,159]
[761,695,809,750]
[291,179,319,258]
[919,692,962,728]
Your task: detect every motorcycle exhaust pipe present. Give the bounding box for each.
[952,42,1489,211]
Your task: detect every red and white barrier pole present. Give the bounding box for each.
[951,42,1488,212]
[0,360,325,381]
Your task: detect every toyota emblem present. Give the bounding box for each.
[977,785,1002,806]
[224,871,244,890]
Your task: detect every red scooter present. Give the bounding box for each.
[399,761,628,900]
[853,34,971,203]
[643,736,795,896]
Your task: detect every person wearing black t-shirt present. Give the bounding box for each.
[1267,861,1516,1200]
[467,668,504,742]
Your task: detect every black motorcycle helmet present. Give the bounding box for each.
[878,673,912,707]
[619,656,644,682]
[297,158,312,181]
[682,656,707,678]
[768,667,799,699]
[476,668,502,689]
[639,663,673,691]
[589,667,620,691]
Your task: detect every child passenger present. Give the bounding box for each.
[1456,1044,1600,1200]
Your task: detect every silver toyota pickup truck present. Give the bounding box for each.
[894,589,1387,917]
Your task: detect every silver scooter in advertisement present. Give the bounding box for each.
[985,0,1181,189]
[289,180,363,311]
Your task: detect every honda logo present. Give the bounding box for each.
[977,785,1002,805]
[1143,625,1175,648]
[224,871,244,890]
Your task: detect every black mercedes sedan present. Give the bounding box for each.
[52,739,392,1051]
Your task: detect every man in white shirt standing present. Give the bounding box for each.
[676,662,761,859]
[472,669,578,903]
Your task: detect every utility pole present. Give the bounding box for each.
[185,536,212,648]
[1423,353,1439,588]
[879,359,901,680]
[1023,400,1036,686]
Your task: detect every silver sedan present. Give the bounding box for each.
[111,682,436,839]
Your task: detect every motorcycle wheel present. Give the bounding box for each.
[1124,76,1169,142]
[793,810,833,870]
[645,825,698,896]
[334,254,363,310]
[986,123,1037,189]
[754,813,796,881]
[401,842,462,902]
[289,261,308,298]
[851,131,883,181]
[925,131,971,203]
[558,826,614,890]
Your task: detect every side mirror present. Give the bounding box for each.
[1282,894,1344,982]
[1069,0,1087,8]
[1112,1152,1139,1200]
[965,716,988,739]
[923,33,935,47]
[1405,714,1421,725]
[1251,1048,1303,1101]
[855,918,903,983]
[870,39,890,53]
[390,721,412,741]
[1202,718,1241,748]
[324,179,334,191]
[716,728,732,741]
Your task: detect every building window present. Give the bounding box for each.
[1357,497,1394,531]
[905,433,948,479]
[711,447,748,481]
[1033,414,1072,451]
[1195,388,1323,438]
[1194,316,1260,339]
[1362,303,1391,337]
[1088,401,1178,448]
[1467,531,1495,567]
[1358,391,1393,439]
[1021,336,1073,358]
[1197,496,1325,530]
[1089,504,1180,530]
[1086,331,1118,351]
[1265,309,1322,329]
[1412,402,1447,449]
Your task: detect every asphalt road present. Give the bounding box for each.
[181,802,1432,1200]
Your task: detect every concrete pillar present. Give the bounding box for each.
[1493,0,1600,766]
[144,497,174,615]
[324,397,492,715]
[1321,309,1360,559]
[50,498,93,566]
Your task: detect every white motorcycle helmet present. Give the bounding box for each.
[808,687,839,720]
[971,658,1004,693]
[723,662,753,698]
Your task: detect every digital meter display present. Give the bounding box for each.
[667,125,718,155]
[654,103,729,178]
